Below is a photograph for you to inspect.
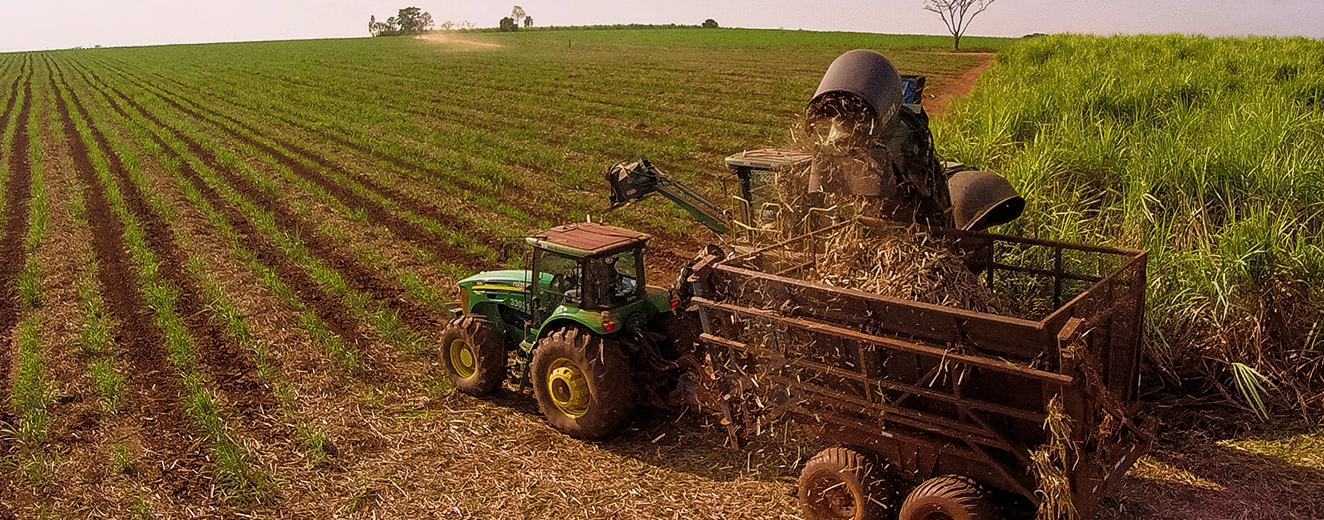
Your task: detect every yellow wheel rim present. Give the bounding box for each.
[546,358,590,418]
[449,338,476,379]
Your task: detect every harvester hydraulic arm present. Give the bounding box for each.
[606,157,732,236]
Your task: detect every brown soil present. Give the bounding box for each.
[19,82,130,515]
[63,57,456,517]
[0,54,32,519]
[59,61,281,428]
[78,73,366,356]
[418,33,504,49]
[48,59,215,504]
[927,52,995,116]
[76,62,434,383]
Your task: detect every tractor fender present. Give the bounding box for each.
[537,315,613,341]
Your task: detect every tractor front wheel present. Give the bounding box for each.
[531,327,634,440]
[439,315,507,396]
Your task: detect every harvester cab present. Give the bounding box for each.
[442,222,678,439]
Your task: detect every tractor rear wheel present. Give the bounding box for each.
[898,475,997,520]
[798,446,895,520]
[439,315,507,396]
[531,327,634,440]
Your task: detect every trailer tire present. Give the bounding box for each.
[798,447,894,520]
[898,475,997,520]
[531,327,634,440]
[440,315,507,396]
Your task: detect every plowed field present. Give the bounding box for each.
[0,29,997,518]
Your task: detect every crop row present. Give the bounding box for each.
[89,59,500,274]
[52,55,274,501]
[63,58,441,358]
[87,41,980,240]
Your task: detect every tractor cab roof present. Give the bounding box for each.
[526,222,651,258]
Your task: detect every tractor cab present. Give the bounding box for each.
[526,222,649,323]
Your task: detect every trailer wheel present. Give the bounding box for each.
[898,475,996,520]
[798,447,894,520]
[531,327,634,440]
[440,315,507,396]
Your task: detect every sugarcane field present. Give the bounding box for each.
[1,3,1323,519]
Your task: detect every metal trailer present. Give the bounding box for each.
[687,217,1155,520]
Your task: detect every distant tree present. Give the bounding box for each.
[369,7,434,36]
[702,19,719,29]
[524,16,533,28]
[439,20,455,31]
[459,20,475,30]
[396,7,426,34]
[511,6,527,26]
[923,0,995,50]
[369,15,395,36]
[499,16,519,32]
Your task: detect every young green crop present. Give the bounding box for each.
[83,32,987,251]
[57,71,270,500]
[65,59,364,372]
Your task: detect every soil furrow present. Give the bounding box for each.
[61,62,395,380]
[0,55,35,435]
[46,57,214,502]
[31,57,127,516]
[168,72,562,223]
[0,53,32,520]
[55,59,280,429]
[79,64,446,343]
[95,62,498,266]
[0,56,25,132]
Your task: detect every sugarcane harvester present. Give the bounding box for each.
[438,50,1152,520]
[606,49,1026,244]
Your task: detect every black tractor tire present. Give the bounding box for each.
[898,475,997,520]
[439,315,507,396]
[531,327,634,440]
[798,446,895,520]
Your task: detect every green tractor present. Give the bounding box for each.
[439,222,682,439]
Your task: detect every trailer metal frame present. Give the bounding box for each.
[690,217,1154,518]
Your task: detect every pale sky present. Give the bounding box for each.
[1,0,1321,52]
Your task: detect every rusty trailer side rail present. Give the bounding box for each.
[690,217,1152,518]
